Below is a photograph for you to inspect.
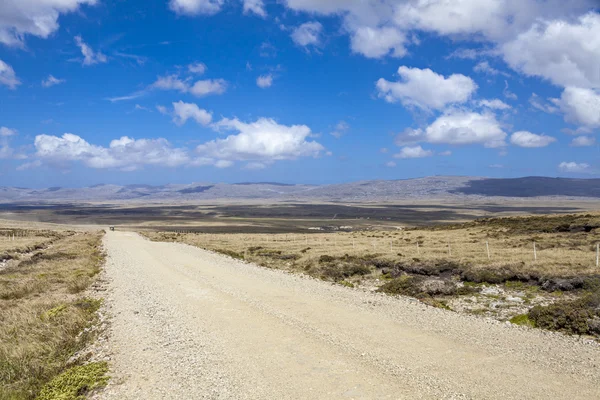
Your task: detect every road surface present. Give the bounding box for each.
[98,231,600,399]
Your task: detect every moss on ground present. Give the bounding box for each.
[37,362,108,400]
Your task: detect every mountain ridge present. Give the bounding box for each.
[0,176,599,203]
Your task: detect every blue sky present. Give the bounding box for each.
[0,0,599,187]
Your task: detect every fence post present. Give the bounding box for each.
[533,242,537,261]
[486,241,490,260]
[448,241,451,256]
[596,243,599,267]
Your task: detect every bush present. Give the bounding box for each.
[528,293,600,335]
[378,275,425,297]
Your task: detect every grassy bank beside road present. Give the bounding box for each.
[0,230,106,400]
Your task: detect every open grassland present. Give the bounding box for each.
[143,211,600,338]
[0,229,106,400]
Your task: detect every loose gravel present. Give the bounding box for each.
[96,231,600,399]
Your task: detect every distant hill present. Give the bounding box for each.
[453,177,600,197]
[0,176,598,203]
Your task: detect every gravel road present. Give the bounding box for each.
[98,231,600,399]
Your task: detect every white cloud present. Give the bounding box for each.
[0,0,96,46]
[376,66,477,111]
[242,0,266,17]
[196,117,325,167]
[473,61,509,77]
[291,22,322,47]
[502,12,600,89]
[330,121,349,139]
[510,131,556,148]
[150,75,227,97]
[256,74,273,88]
[558,161,592,174]
[156,105,168,114]
[189,79,227,96]
[0,59,20,89]
[74,36,107,66]
[16,160,42,171]
[188,62,207,75]
[489,164,504,168]
[529,93,558,113]
[551,86,600,128]
[33,133,190,171]
[0,126,17,159]
[350,26,406,58]
[0,127,17,136]
[503,80,518,100]
[439,150,452,156]
[106,91,146,102]
[394,145,433,159]
[447,48,480,60]
[478,99,511,110]
[571,136,596,147]
[171,101,212,126]
[385,161,396,167]
[397,110,507,148]
[42,75,65,88]
[168,0,223,16]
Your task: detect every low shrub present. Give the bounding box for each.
[528,293,600,335]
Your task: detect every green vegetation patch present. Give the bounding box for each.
[37,362,108,400]
[509,314,536,328]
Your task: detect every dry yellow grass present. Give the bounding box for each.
[143,212,600,279]
[0,230,105,400]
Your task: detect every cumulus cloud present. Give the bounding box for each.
[256,74,273,88]
[350,26,406,58]
[42,75,65,88]
[291,22,322,47]
[0,59,20,89]
[551,87,600,128]
[196,117,325,167]
[397,111,507,148]
[502,12,600,89]
[171,101,212,126]
[330,121,349,139]
[0,0,96,46]
[242,0,266,17]
[33,133,190,171]
[478,99,511,110]
[150,75,227,97]
[188,62,207,75]
[394,145,433,159]
[558,161,593,174]
[74,36,107,66]
[570,136,596,147]
[510,131,556,148]
[376,66,477,111]
[168,0,224,16]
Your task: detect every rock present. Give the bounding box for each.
[588,317,600,335]
[481,286,502,296]
[541,277,584,292]
[420,279,457,296]
[505,296,524,303]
